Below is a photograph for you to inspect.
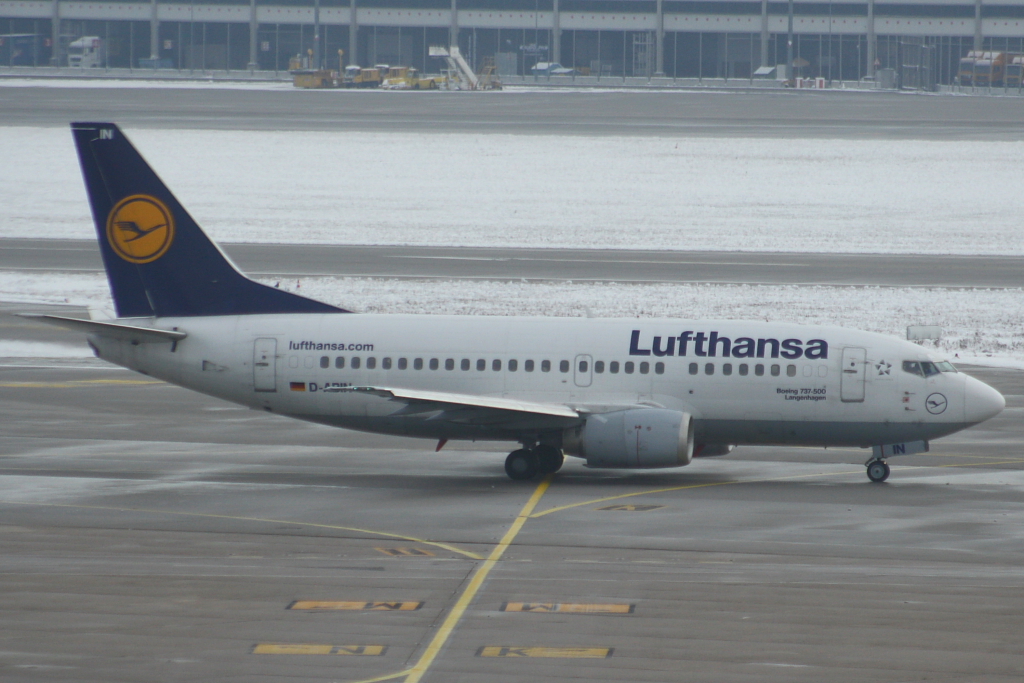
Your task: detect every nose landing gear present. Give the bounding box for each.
[505,445,564,480]
[866,458,891,483]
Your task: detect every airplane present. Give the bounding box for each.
[31,122,1006,484]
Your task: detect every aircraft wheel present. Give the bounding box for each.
[534,445,564,474]
[866,459,890,483]
[505,449,539,480]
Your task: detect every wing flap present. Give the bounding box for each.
[324,385,581,422]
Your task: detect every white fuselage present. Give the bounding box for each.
[88,313,1003,455]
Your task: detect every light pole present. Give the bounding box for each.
[786,0,794,82]
[313,0,321,69]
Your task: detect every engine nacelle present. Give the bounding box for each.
[563,409,694,469]
[695,444,735,458]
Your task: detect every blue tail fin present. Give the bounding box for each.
[71,122,349,318]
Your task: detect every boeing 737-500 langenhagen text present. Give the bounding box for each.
[29,123,1006,483]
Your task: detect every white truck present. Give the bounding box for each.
[67,36,104,68]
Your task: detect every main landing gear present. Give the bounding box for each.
[505,445,564,480]
[865,458,891,483]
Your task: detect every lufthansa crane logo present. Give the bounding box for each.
[926,393,948,415]
[106,195,175,264]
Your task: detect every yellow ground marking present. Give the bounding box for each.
[477,646,612,658]
[254,644,387,656]
[376,547,434,557]
[501,602,634,614]
[391,476,553,683]
[0,379,161,388]
[289,601,423,611]
[0,501,482,560]
[597,504,664,511]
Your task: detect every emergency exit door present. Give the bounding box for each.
[574,354,593,387]
[840,347,866,402]
[253,338,278,392]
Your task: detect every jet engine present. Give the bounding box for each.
[563,408,694,469]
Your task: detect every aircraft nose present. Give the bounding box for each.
[963,375,1005,424]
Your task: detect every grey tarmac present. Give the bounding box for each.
[1,304,1023,682]
[2,85,1023,140]
[5,238,1024,289]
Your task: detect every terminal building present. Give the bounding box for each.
[1,0,1022,86]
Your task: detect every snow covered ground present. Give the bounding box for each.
[3,270,1022,367]
[2,126,1022,255]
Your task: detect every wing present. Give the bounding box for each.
[324,385,584,429]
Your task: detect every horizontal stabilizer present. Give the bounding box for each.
[21,314,186,343]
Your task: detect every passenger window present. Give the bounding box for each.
[560,360,570,373]
[398,358,408,370]
[723,363,732,376]
[289,356,299,368]
[755,364,764,376]
[705,363,714,376]
[461,359,470,371]
[381,357,391,370]
[525,360,535,372]
[579,360,588,373]
[639,362,649,374]
[303,356,314,369]
[610,361,620,374]
[655,362,664,375]
[477,359,486,371]
[493,359,501,371]
[786,364,796,377]
[689,363,698,375]
[509,359,518,372]
[445,359,455,371]
[738,363,748,376]
[817,366,827,377]
[335,356,345,369]
[351,357,361,369]
[595,361,605,373]
[803,365,812,377]
[320,356,329,369]
[625,362,635,374]
[428,358,438,370]
[367,357,376,370]
[541,360,551,372]
[771,364,780,376]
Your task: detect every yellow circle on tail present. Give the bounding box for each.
[106,195,175,264]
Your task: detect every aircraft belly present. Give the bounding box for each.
[697,418,970,446]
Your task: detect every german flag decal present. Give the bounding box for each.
[289,382,306,392]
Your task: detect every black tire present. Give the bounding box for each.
[534,445,564,474]
[867,460,890,483]
[505,449,538,480]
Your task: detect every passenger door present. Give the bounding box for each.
[253,338,278,392]
[840,347,866,402]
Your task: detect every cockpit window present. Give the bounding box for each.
[902,361,923,377]
[903,360,957,377]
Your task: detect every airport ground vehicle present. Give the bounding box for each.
[341,65,383,88]
[958,50,982,85]
[381,66,442,89]
[37,123,1006,484]
[67,36,104,68]
[0,33,47,66]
